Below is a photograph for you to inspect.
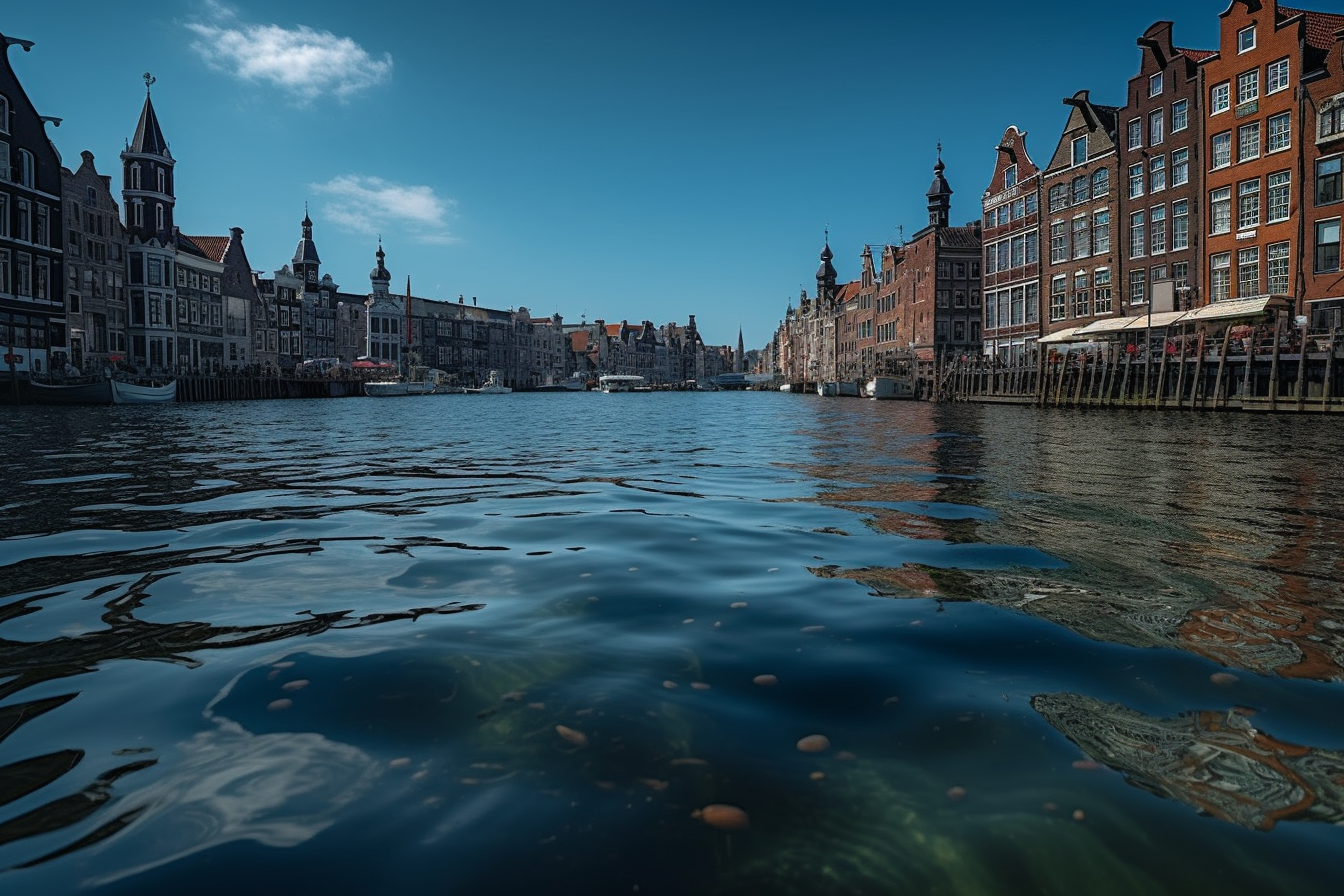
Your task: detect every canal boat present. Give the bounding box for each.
[364,379,410,397]
[534,373,588,392]
[866,375,915,400]
[32,374,176,405]
[469,370,512,394]
[598,374,645,393]
[111,377,178,403]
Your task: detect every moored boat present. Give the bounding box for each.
[364,379,410,397]
[598,374,645,393]
[32,374,176,405]
[111,378,177,404]
[469,370,512,394]
[866,375,915,400]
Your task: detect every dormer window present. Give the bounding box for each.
[1238,25,1256,54]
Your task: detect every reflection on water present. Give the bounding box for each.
[1,396,1342,894]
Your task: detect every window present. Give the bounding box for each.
[16,199,29,242]
[1072,175,1090,205]
[1267,111,1291,152]
[1211,186,1232,234]
[1072,216,1091,258]
[1316,219,1341,273]
[1150,72,1164,97]
[1267,58,1290,94]
[0,142,8,184]
[1211,82,1230,114]
[1049,184,1068,212]
[18,149,34,187]
[1237,70,1259,106]
[1050,276,1067,321]
[1130,269,1147,306]
[1011,235,1026,267]
[1317,156,1342,205]
[1321,103,1344,140]
[1025,192,1038,214]
[1150,155,1166,192]
[1151,205,1166,255]
[1238,179,1260,230]
[1094,269,1112,316]
[1128,118,1143,150]
[1172,199,1190,250]
[1238,248,1259,296]
[1238,25,1256,53]
[1026,231,1039,263]
[156,168,165,194]
[1073,272,1090,318]
[1149,109,1164,145]
[1172,99,1189,132]
[1268,241,1290,294]
[1268,171,1291,222]
[0,94,8,134]
[1094,209,1111,254]
[1172,147,1189,186]
[0,249,9,294]
[1130,211,1146,258]
[1011,198,1025,219]
[1212,131,1232,168]
[1050,221,1068,263]
[1004,164,1017,188]
[1072,136,1088,165]
[1239,122,1261,161]
[1026,282,1039,323]
[1210,252,1232,301]
[1092,168,1109,196]
[1128,163,1145,198]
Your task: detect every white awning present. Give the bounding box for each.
[1122,310,1189,330]
[1180,295,1289,322]
[1038,326,1084,344]
[1073,316,1134,336]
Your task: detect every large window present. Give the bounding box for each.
[1049,184,1068,212]
[1316,218,1340,273]
[1267,57,1290,94]
[1267,170,1291,222]
[1149,72,1164,97]
[1050,221,1067,263]
[1128,163,1144,198]
[1072,216,1090,259]
[1092,168,1109,197]
[1072,175,1090,205]
[1072,272,1090,318]
[1268,241,1290,294]
[1238,178,1260,230]
[1094,209,1111,254]
[1320,103,1344,139]
[1172,147,1189,186]
[1210,252,1231,301]
[1130,269,1147,306]
[1130,211,1146,258]
[1071,136,1088,166]
[1150,155,1166,192]
[1238,25,1256,53]
[1149,109,1164,145]
[1211,82,1230,114]
[1237,248,1259,297]
[1094,268,1112,317]
[1151,205,1166,255]
[1267,111,1291,153]
[1172,99,1189,132]
[1210,186,1232,234]
[1237,69,1259,105]
[1212,131,1232,168]
[1050,276,1067,321]
[1316,156,1341,205]
[1127,118,1143,150]
[1172,200,1190,250]
[1238,122,1261,161]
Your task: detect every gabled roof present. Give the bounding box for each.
[180,234,230,264]
[835,281,861,303]
[1280,6,1344,51]
[939,226,983,250]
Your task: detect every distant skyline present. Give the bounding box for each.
[5,1,1235,350]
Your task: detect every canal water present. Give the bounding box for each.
[1,393,1341,895]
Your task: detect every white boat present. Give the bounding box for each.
[534,373,588,392]
[364,379,409,397]
[866,375,915,400]
[598,374,645,393]
[779,383,792,393]
[111,378,177,404]
[470,370,512,394]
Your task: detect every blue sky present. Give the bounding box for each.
[5,0,1231,350]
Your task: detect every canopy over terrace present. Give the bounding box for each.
[1062,296,1292,343]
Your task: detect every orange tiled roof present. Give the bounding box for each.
[570,331,589,352]
[835,281,861,302]
[182,234,231,263]
[1175,46,1217,62]
[1280,6,1344,51]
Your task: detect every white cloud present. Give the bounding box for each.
[313,175,459,245]
[186,3,392,103]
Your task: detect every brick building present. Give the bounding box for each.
[1301,7,1344,331]
[981,126,1043,362]
[1041,90,1122,337]
[1119,21,1211,316]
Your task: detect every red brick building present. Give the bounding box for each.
[1302,11,1344,331]
[981,126,1043,362]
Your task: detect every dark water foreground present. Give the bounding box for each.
[1,393,1341,895]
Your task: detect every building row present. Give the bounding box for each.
[766,1,1344,387]
[1,38,743,392]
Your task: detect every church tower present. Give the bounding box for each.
[926,146,952,229]
[815,233,837,311]
[120,73,178,370]
[292,208,321,289]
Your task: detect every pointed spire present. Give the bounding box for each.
[130,73,170,157]
[293,207,320,265]
[926,144,952,228]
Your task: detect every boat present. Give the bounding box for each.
[364,379,409,397]
[866,375,916,400]
[817,381,839,397]
[533,373,588,392]
[469,370,512,394]
[111,378,177,404]
[598,374,645,393]
[31,374,176,405]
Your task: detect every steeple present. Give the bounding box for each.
[926,143,952,229]
[370,239,392,298]
[292,206,321,267]
[121,72,176,244]
[815,229,837,310]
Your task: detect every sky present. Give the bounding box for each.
[3,0,1237,351]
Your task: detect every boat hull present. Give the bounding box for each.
[111,379,177,404]
[31,379,114,405]
[866,376,915,400]
[365,380,410,397]
[598,375,645,393]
